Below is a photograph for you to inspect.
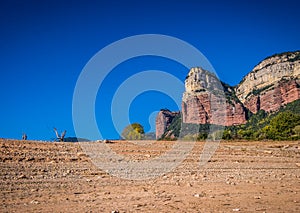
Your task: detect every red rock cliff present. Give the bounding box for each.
[182,67,247,126]
[244,78,300,113]
[237,51,300,113]
[155,51,300,139]
[155,110,180,139]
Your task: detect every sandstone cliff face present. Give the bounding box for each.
[155,51,300,139]
[185,67,223,92]
[181,93,246,126]
[236,51,300,103]
[244,78,300,113]
[237,51,300,113]
[155,110,180,139]
[182,67,247,126]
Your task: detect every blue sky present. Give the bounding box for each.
[0,0,300,140]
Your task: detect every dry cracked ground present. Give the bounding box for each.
[0,138,300,212]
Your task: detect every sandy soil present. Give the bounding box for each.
[0,139,299,212]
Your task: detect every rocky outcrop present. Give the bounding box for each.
[236,51,300,100]
[243,95,260,114]
[155,51,300,139]
[237,51,300,113]
[225,101,247,126]
[155,109,180,139]
[244,77,300,113]
[182,67,247,126]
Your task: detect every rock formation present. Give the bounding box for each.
[182,67,247,126]
[155,109,180,139]
[156,51,300,139]
[236,51,300,113]
[243,78,300,113]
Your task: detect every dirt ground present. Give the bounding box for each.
[0,139,299,212]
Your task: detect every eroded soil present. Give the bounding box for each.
[0,139,299,212]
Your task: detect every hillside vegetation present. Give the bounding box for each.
[160,99,300,141]
[225,99,300,140]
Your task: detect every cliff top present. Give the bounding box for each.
[238,50,300,85]
[236,50,300,102]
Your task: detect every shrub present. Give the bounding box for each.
[222,129,232,140]
[293,125,300,137]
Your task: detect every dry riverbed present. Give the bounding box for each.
[0,139,299,212]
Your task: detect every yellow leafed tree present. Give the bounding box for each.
[121,123,145,140]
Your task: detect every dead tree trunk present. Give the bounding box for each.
[61,130,66,142]
[53,128,67,142]
[22,133,27,140]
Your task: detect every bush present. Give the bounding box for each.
[293,125,300,137]
[197,133,208,141]
[182,134,197,141]
[222,129,232,140]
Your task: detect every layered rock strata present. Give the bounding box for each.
[156,51,300,138]
[236,51,300,113]
[155,109,180,139]
[182,67,247,126]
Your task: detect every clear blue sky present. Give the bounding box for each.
[1,0,299,140]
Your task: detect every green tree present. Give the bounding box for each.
[266,111,300,140]
[121,123,145,140]
[222,129,232,140]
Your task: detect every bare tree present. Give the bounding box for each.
[61,130,66,141]
[53,128,66,142]
[22,133,27,140]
